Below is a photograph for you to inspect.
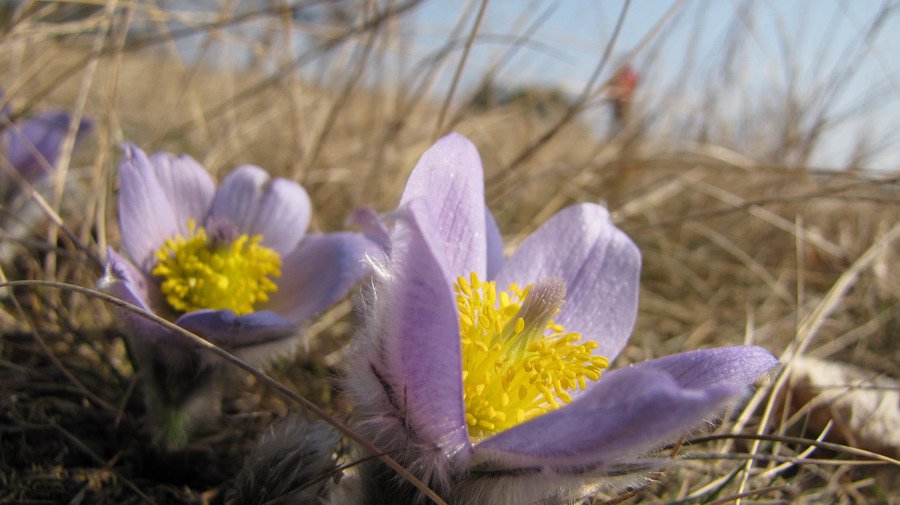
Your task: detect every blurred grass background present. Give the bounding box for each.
[0,1,898,503]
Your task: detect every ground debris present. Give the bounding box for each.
[787,355,900,457]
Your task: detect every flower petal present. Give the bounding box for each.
[629,346,779,389]
[117,145,215,269]
[209,165,311,256]
[495,203,640,361]
[103,248,153,305]
[263,232,378,324]
[485,206,504,279]
[175,309,296,351]
[345,206,391,252]
[101,248,180,345]
[6,111,91,183]
[399,132,486,279]
[473,366,740,470]
[377,199,469,453]
[145,151,216,236]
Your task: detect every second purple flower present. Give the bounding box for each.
[103,145,376,447]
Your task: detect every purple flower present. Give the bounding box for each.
[0,90,92,263]
[344,133,779,504]
[102,145,376,446]
[1,86,92,185]
[3,110,92,184]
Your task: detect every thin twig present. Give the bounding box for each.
[432,0,490,141]
[685,433,899,466]
[49,419,156,504]
[0,279,449,505]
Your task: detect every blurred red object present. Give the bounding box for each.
[611,65,639,125]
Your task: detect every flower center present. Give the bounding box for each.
[454,272,609,440]
[152,219,282,315]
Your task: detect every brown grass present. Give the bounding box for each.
[1,2,898,504]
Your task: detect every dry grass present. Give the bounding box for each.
[1,1,898,504]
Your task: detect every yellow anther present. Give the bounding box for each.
[458,276,472,295]
[518,385,528,400]
[456,272,608,440]
[152,220,281,315]
[515,318,525,333]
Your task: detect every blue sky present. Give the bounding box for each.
[399,0,900,169]
[172,0,900,169]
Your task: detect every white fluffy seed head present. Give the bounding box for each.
[228,417,341,505]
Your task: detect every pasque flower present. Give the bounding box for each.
[103,145,375,447]
[0,89,92,262]
[2,110,92,185]
[1,87,92,186]
[344,133,779,504]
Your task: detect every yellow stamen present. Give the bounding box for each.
[152,220,282,315]
[455,273,609,440]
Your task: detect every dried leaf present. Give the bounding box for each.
[788,356,899,457]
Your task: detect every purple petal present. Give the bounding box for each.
[6,111,92,183]
[117,145,215,270]
[209,165,311,256]
[175,309,296,350]
[474,366,739,469]
[399,132,486,279]
[377,199,469,453]
[628,346,779,389]
[263,232,378,324]
[103,248,154,306]
[345,206,390,252]
[145,151,216,236]
[102,248,180,345]
[485,206,503,279]
[495,203,640,361]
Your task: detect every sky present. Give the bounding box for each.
[167,0,900,170]
[405,0,900,169]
